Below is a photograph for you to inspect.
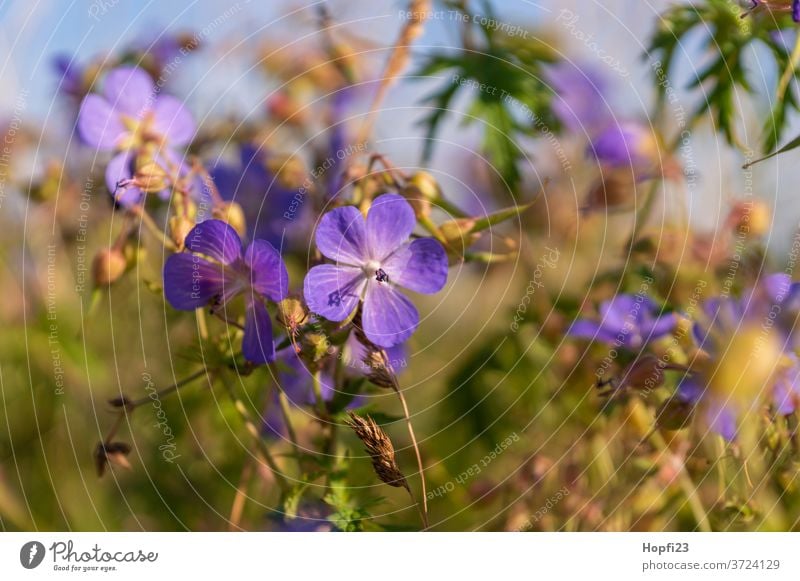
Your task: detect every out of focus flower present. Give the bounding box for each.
[303,194,448,347]
[163,220,288,363]
[588,121,660,177]
[211,145,308,249]
[569,294,677,349]
[545,62,610,133]
[77,66,195,151]
[748,1,800,22]
[675,376,738,441]
[53,54,86,101]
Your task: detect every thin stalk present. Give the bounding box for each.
[132,206,177,251]
[777,32,800,103]
[277,390,299,448]
[126,368,208,409]
[221,378,290,493]
[389,377,429,529]
[632,400,711,532]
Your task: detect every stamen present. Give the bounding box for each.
[375,268,389,283]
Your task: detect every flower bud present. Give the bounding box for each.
[655,397,693,431]
[92,248,127,287]
[133,158,170,193]
[618,355,665,392]
[267,155,306,190]
[709,326,782,406]
[728,199,770,239]
[403,171,442,219]
[440,218,479,257]
[277,298,308,330]
[213,201,247,238]
[169,215,196,249]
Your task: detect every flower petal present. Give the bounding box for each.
[242,296,276,364]
[244,239,289,301]
[315,205,367,265]
[642,312,677,339]
[362,281,419,347]
[303,264,365,322]
[103,66,155,119]
[163,253,227,310]
[366,193,416,261]
[77,94,126,149]
[184,219,243,265]
[152,95,196,147]
[382,238,448,294]
[105,151,143,207]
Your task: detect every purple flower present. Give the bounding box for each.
[544,62,610,133]
[569,294,676,349]
[78,66,195,151]
[772,354,800,415]
[211,145,308,249]
[588,121,658,176]
[303,194,448,348]
[676,377,738,441]
[163,220,288,363]
[78,66,195,205]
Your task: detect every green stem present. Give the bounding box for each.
[632,400,711,531]
[221,377,290,493]
[777,32,800,104]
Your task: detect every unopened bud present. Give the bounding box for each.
[619,354,665,392]
[93,248,127,287]
[169,215,195,249]
[134,159,170,193]
[440,218,479,256]
[728,199,770,239]
[277,298,308,330]
[655,397,693,431]
[212,201,247,237]
[267,155,306,190]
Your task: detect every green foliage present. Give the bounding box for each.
[649,0,800,151]
[415,5,558,193]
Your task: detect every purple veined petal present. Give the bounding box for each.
[77,94,126,149]
[303,264,366,322]
[105,151,143,207]
[794,0,800,23]
[244,239,289,302]
[361,281,419,348]
[315,205,367,265]
[184,219,243,265]
[152,95,196,147]
[382,237,448,294]
[242,296,276,364]
[163,253,227,310]
[103,66,155,119]
[365,193,416,261]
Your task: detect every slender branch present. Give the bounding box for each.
[221,376,290,493]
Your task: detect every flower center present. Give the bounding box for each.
[375,268,389,283]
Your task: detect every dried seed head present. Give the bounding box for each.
[346,412,408,489]
[362,348,395,389]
